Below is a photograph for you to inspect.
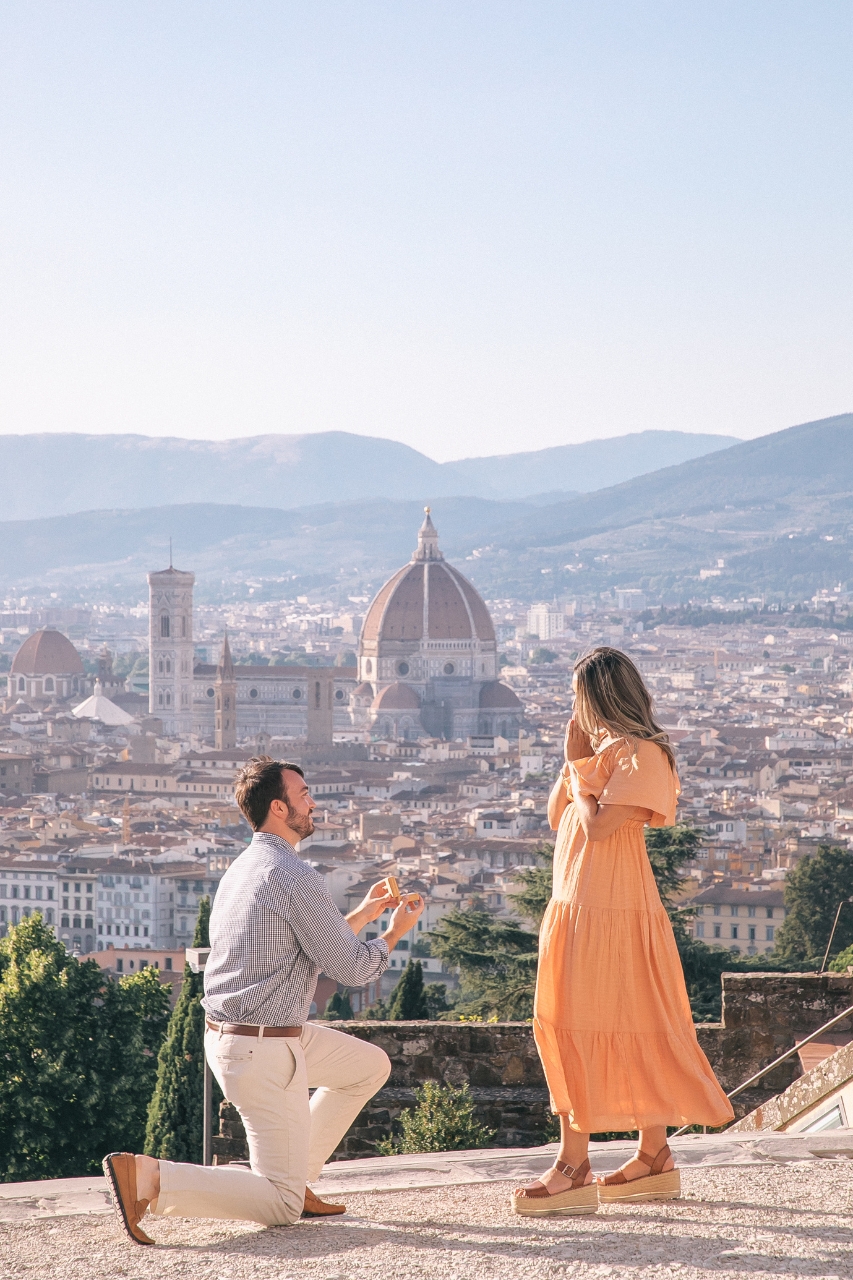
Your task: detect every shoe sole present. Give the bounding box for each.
[597,1169,681,1203]
[102,1154,154,1246]
[512,1184,599,1217]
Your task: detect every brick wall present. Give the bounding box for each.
[211,972,853,1164]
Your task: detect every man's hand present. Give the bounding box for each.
[383,893,425,954]
[345,879,401,935]
[565,717,593,763]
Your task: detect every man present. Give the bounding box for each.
[103,756,423,1245]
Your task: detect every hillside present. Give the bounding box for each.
[0,429,735,520]
[0,414,849,602]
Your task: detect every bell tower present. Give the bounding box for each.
[148,562,195,737]
[215,633,237,751]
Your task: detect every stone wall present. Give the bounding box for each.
[211,972,853,1164]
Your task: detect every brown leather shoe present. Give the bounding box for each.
[302,1186,346,1217]
[102,1153,155,1245]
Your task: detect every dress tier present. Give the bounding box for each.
[533,738,734,1133]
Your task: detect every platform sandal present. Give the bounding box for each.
[597,1143,680,1203]
[512,1158,598,1217]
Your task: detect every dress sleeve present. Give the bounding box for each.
[569,747,618,801]
[597,738,680,826]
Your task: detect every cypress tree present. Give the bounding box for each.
[323,989,354,1019]
[388,959,429,1020]
[145,897,221,1161]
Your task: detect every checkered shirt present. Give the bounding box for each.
[202,831,389,1026]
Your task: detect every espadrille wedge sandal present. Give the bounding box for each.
[597,1143,680,1203]
[512,1158,598,1217]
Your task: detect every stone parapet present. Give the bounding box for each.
[211,973,853,1165]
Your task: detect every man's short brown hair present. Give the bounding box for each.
[234,756,305,830]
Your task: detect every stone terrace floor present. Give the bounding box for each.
[3,1135,853,1280]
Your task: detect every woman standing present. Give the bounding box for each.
[514,647,732,1216]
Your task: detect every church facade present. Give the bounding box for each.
[353,510,522,740]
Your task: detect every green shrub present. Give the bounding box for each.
[376,1081,495,1155]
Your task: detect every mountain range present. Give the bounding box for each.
[0,414,850,603]
[0,429,735,520]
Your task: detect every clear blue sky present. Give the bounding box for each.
[0,2,851,459]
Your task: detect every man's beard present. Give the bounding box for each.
[287,806,315,840]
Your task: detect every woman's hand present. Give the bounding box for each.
[565,717,592,763]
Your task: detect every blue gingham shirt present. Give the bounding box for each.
[203,832,389,1026]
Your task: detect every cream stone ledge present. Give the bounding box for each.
[4,1131,853,1221]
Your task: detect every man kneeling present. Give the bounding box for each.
[103,756,422,1244]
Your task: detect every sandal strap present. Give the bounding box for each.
[554,1158,590,1189]
[637,1144,671,1176]
[603,1145,671,1186]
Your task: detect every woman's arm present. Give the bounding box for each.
[572,792,653,841]
[547,769,570,831]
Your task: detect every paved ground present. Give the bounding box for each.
[3,1162,853,1280]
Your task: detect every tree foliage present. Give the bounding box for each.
[323,989,354,1020]
[509,844,554,928]
[145,898,221,1162]
[376,1081,495,1155]
[0,913,170,1181]
[388,959,429,1019]
[429,908,539,1021]
[774,845,853,966]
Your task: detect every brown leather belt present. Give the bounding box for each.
[206,1020,302,1038]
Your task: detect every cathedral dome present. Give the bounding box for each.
[11,629,84,676]
[361,509,495,645]
[371,682,421,711]
[479,681,522,709]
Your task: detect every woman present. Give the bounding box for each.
[514,647,732,1217]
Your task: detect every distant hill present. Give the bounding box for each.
[0,414,849,602]
[0,429,735,520]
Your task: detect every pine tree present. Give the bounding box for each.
[145,897,221,1161]
[388,959,429,1019]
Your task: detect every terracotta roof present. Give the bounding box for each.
[11,630,84,677]
[479,681,522,709]
[371,682,421,711]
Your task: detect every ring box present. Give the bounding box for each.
[383,875,400,898]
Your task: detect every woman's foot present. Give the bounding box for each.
[516,1160,593,1197]
[597,1147,674,1185]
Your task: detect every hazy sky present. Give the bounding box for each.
[0,2,851,460]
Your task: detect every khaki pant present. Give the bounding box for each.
[150,1022,391,1226]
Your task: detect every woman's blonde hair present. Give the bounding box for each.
[573,646,676,771]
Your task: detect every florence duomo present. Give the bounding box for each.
[145,509,521,748]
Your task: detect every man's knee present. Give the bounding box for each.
[355,1040,392,1090]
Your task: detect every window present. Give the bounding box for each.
[335,689,345,700]
[160,614,170,637]
[748,926,756,941]
[695,922,705,938]
[713,905,721,915]
[207,687,215,698]
[44,677,54,692]
[182,616,187,637]
[165,957,173,970]
[730,905,739,916]
[61,914,70,927]
[116,959,124,972]
[250,688,258,699]
[444,662,455,675]
[766,926,775,941]
[398,662,409,676]
[713,924,721,938]
[365,659,372,674]
[292,688,302,699]
[766,907,774,918]
[731,925,739,939]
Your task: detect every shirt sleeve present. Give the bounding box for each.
[279,869,390,986]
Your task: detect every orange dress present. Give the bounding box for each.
[533,737,734,1132]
